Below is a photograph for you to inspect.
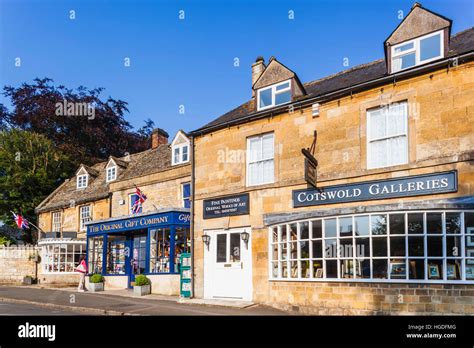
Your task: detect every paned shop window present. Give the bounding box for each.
[174,227,190,272]
[367,101,408,169]
[149,228,172,273]
[269,211,474,283]
[42,243,85,273]
[88,236,103,274]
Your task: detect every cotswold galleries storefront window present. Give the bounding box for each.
[269,211,474,282]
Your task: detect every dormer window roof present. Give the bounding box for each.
[252,57,306,112]
[171,130,190,166]
[384,3,451,74]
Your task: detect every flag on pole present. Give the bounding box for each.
[12,212,29,229]
[131,186,147,214]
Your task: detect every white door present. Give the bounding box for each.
[204,228,252,301]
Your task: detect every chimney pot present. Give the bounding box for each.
[151,128,169,149]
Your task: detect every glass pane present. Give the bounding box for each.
[427,236,443,257]
[371,215,387,235]
[311,220,322,239]
[390,236,406,257]
[341,259,354,278]
[216,234,227,263]
[325,260,337,278]
[281,262,288,278]
[271,244,278,261]
[465,260,474,280]
[339,238,353,259]
[369,108,386,139]
[446,213,461,234]
[355,237,370,258]
[387,102,406,136]
[369,139,387,168]
[408,213,424,234]
[373,259,388,279]
[276,82,290,91]
[420,33,441,61]
[373,237,387,257]
[447,259,461,280]
[280,243,287,260]
[427,213,442,234]
[356,259,371,279]
[339,217,353,237]
[289,261,298,278]
[394,42,414,53]
[427,260,443,280]
[446,236,461,257]
[262,134,274,159]
[300,221,309,240]
[324,239,337,258]
[312,260,323,278]
[230,233,241,262]
[289,224,297,241]
[409,259,425,280]
[389,214,405,234]
[289,242,297,260]
[280,225,287,242]
[354,216,369,236]
[324,219,337,238]
[397,52,416,70]
[312,240,322,258]
[408,236,424,256]
[300,260,310,278]
[259,88,272,108]
[275,90,291,105]
[300,241,310,259]
[465,213,474,258]
[271,262,278,278]
[272,227,277,243]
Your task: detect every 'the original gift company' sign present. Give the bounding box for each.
[203,193,250,219]
[293,171,457,207]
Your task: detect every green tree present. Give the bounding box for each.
[0,129,74,243]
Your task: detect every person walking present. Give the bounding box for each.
[76,255,88,292]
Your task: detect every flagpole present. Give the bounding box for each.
[10,210,44,233]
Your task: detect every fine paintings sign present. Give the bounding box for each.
[203,193,249,219]
[293,171,457,207]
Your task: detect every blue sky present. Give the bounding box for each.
[0,0,472,137]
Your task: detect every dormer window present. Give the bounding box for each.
[391,30,444,73]
[171,130,190,166]
[106,166,117,182]
[77,174,88,189]
[257,80,292,111]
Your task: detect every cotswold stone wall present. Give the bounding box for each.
[0,246,38,283]
[266,282,474,315]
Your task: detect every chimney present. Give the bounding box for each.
[251,56,266,97]
[151,128,169,149]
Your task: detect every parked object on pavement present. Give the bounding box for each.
[133,275,151,296]
[88,274,104,292]
[22,275,35,285]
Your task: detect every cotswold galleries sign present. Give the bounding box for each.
[293,171,457,207]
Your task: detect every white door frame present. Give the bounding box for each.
[203,226,253,301]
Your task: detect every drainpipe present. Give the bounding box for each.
[190,135,196,298]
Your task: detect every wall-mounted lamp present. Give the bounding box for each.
[240,231,250,248]
[202,234,211,250]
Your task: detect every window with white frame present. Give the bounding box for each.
[391,30,444,73]
[106,166,117,182]
[52,211,61,233]
[42,242,86,273]
[367,101,408,169]
[79,205,92,231]
[182,182,191,208]
[247,133,274,186]
[77,174,88,189]
[269,211,474,283]
[172,143,189,165]
[257,80,292,111]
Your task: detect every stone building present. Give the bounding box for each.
[35,129,192,294]
[189,4,474,314]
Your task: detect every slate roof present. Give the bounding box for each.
[194,27,474,133]
[36,144,181,213]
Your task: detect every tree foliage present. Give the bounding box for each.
[0,129,75,243]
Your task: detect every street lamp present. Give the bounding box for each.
[240,231,250,248]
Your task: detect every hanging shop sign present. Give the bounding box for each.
[293,171,457,207]
[203,193,250,219]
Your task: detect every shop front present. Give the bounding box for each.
[85,209,190,295]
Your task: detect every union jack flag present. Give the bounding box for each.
[12,212,29,229]
[131,186,147,214]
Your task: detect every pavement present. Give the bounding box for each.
[0,302,86,315]
[0,285,286,316]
